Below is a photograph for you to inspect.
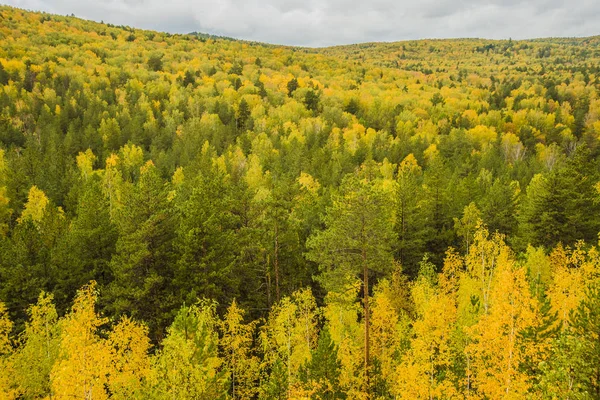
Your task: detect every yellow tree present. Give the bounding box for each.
[466,225,504,315]
[546,244,587,325]
[220,300,259,400]
[50,281,113,400]
[107,316,151,399]
[322,283,364,399]
[466,253,540,399]
[395,264,458,399]
[260,288,319,398]
[523,245,552,300]
[18,186,49,224]
[453,204,481,255]
[369,280,405,397]
[0,301,17,399]
[12,292,60,399]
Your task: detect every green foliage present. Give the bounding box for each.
[147,53,163,72]
[307,171,396,292]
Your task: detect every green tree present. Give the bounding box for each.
[569,282,600,398]
[287,78,299,97]
[12,292,60,399]
[150,301,228,399]
[395,154,425,275]
[519,146,600,248]
[174,170,239,308]
[304,90,320,113]
[300,328,344,399]
[52,175,118,312]
[147,53,163,72]
[107,161,176,339]
[307,169,396,388]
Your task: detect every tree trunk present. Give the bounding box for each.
[363,246,370,394]
[274,221,280,302]
[266,255,272,309]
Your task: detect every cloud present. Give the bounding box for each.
[3,0,599,46]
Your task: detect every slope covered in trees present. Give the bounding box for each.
[1,5,600,398]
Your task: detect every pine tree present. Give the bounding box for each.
[569,282,600,398]
[174,170,238,308]
[307,169,395,388]
[108,161,176,339]
[149,300,228,399]
[300,328,345,399]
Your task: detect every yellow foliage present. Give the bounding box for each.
[221,300,259,400]
[51,282,113,400]
[298,172,321,195]
[466,262,540,399]
[467,125,497,149]
[107,317,151,399]
[395,276,458,399]
[0,302,17,399]
[323,283,365,399]
[18,186,49,224]
[76,148,97,180]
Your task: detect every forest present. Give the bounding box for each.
[1,4,600,398]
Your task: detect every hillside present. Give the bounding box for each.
[1,5,600,398]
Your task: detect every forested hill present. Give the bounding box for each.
[1,5,600,398]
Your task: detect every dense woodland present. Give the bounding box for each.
[1,5,600,398]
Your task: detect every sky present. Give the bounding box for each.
[2,0,599,47]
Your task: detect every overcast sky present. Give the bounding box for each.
[3,0,599,47]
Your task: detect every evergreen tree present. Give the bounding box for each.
[107,162,176,340]
[307,168,396,389]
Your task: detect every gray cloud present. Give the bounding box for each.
[2,0,598,46]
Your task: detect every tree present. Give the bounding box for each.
[12,292,60,399]
[18,186,49,224]
[260,288,319,398]
[50,282,113,400]
[321,282,363,398]
[287,78,298,97]
[107,161,176,340]
[466,259,540,398]
[395,154,424,275]
[369,280,404,397]
[150,301,227,399]
[174,170,238,308]
[107,317,151,399]
[147,53,163,72]
[220,300,259,399]
[454,202,481,255]
[183,70,196,87]
[300,328,344,399]
[519,146,600,248]
[395,262,458,399]
[52,175,118,311]
[569,282,600,398]
[0,301,17,399]
[307,169,396,389]
[304,90,320,112]
[0,149,11,237]
[236,99,251,132]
